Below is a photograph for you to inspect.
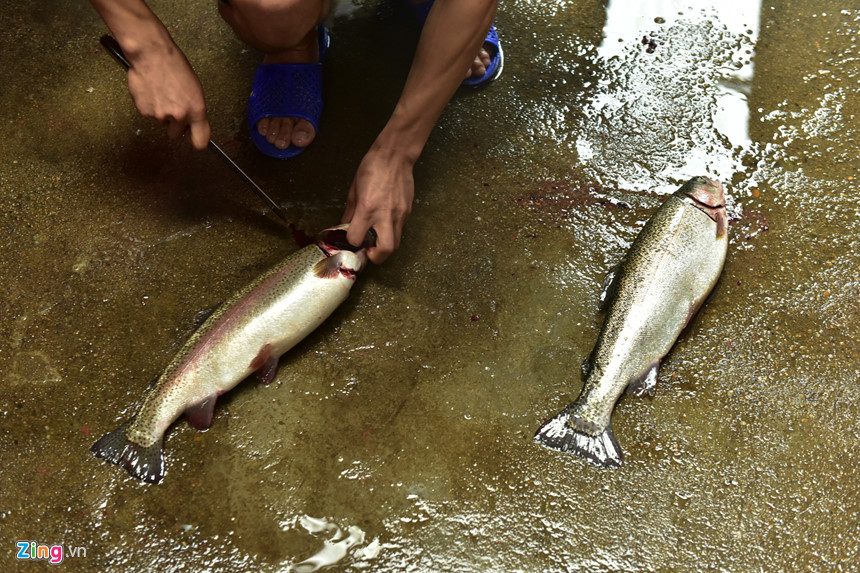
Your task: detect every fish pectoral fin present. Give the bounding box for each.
[185,394,217,431]
[313,252,361,280]
[598,263,622,310]
[313,255,342,279]
[91,420,166,484]
[533,408,623,468]
[626,362,660,397]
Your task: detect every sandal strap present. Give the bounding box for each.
[246,26,328,158]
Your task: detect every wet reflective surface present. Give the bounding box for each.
[1,0,858,570]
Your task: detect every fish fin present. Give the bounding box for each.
[91,420,165,483]
[144,376,159,392]
[534,408,623,468]
[249,343,280,385]
[193,305,220,329]
[626,362,660,397]
[171,306,221,351]
[185,394,217,430]
[255,356,280,386]
[680,296,710,336]
[714,208,728,240]
[313,256,341,279]
[598,264,622,310]
[581,349,595,379]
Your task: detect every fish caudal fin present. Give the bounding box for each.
[534,408,623,468]
[91,420,165,484]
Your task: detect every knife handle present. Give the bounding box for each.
[100,35,131,71]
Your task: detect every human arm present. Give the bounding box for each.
[342,0,498,263]
[88,0,210,149]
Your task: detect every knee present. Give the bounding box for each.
[220,0,330,51]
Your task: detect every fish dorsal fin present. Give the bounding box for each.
[144,376,160,391]
[581,348,596,379]
[193,306,220,329]
[598,263,622,310]
[170,306,221,350]
[185,394,217,431]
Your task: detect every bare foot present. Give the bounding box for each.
[467,45,492,80]
[255,27,320,151]
[256,115,315,151]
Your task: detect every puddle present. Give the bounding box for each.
[0,0,858,571]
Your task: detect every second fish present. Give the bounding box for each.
[534,177,729,467]
[92,224,374,483]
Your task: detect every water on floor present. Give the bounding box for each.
[1,0,857,571]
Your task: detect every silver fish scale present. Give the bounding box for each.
[125,244,355,447]
[571,195,727,434]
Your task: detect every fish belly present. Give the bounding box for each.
[131,256,354,445]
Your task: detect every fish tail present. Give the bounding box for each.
[91,420,165,484]
[534,408,623,468]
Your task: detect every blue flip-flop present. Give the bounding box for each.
[405,0,503,87]
[246,25,330,159]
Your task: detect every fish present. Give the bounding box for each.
[91,224,374,483]
[534,176,729,467]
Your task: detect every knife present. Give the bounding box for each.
[98,34,288,222]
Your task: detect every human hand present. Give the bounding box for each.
[342,146,415,264]
[125,39,210,150]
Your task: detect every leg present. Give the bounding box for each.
[409,0,495,81]
[219,0,331,151]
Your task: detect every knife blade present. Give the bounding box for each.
[98,34,288,222]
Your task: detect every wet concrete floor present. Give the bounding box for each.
[1,0,858,571]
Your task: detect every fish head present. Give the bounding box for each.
[678,176,725,207]
[315,224,376,275]
[676,176,728,238]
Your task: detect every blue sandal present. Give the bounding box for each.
[406,0,503,87]
[246,25,330,159]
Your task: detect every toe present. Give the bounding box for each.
[479,46,491,68]
[264,117,293,150]
[466,46,492,79]
[257,117,271,137]
[469,54,487,79]
[291,119,316,148]
[258,117,315,150]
